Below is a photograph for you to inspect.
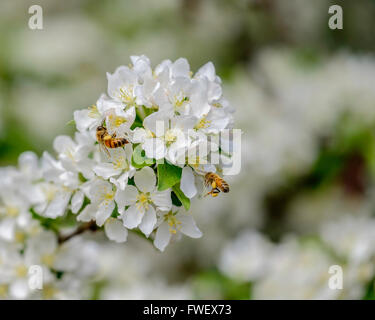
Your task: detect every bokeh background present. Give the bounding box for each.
[1,0,375,299]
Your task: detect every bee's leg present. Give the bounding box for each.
[112,132,117,138]
[204,188,220,197]
[211,188,220,197]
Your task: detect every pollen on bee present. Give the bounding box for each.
[211,181,216,189]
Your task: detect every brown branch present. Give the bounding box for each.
[58,221,98,244]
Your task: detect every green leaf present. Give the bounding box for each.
[130,113,143,130]
[131,144,155,168]
[66,119,76,126]
[171,191,182,207]
[172,184,190,210]
[157,162,182,191]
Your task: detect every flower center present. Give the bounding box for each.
[165,212,181,234]
[41,254,55,267]
[108,114,127,128]
[15,265,28,278]
[0,285,8,298]
[64,147,75,161]
[6,206,19,217]
[136,193,151,211]
[188,156,201,169]
[15,231,25,243]
[113,155,129,170]
[119,86,135,105]
[164,129,177,146]
[175,96,189,107]
[102,191,115,205]
[88,105,100,118]
[195,116,211,130]
[43,184,58,202]
[146,129,156,138]
[43,285,58,299]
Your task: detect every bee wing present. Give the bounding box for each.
[98,141,111,158]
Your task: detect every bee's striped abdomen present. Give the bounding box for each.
[104,138,128,148]
[219,181,230,193]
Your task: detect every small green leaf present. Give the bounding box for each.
[131,144,155,168]
[172,184,190,210]
[157,162,182,191]
[130,113,143,130]
[66,119,76,126]
[171,191,182,207]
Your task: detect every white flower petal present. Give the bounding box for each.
[114,187,128,213]
[132,128,147,143]
[110,172,129,191]
[77,204,97,222]
[71,190,84,214]
[178,213,202,238]
[53,135,75,154]
[172,58,190,78]
[144,138,165,160]
[45,190,71,218]
[74,109,97,132]
[151,190,172,211]
[0,219,16,241]
[10,279,29,299]
[196,61,216,81]
[134,167,156,193]
[122,185,138,206]
[93,163,122,179]
[122,205,144,229]
[180,166,197,199]
[139,206,156,238]
[154,221,172,252]
[104,218,128,243]
[96,201,115,226]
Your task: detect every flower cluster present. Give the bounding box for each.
[1,56,235,254]
[0,154,99,299]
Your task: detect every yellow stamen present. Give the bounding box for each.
[165,212,181,234]
[43,285,58,299]
[6,206,19,217]
[136,193,151,211]
[15,231,25,243]
[195,116,211,130]
[164,129,177,146]
[112,155,129,170]
[175,96,189,107]
[41,254,55,267]
[108,114,127,128]
[15,265,28,278]
[0,285,8,298]
[119,86,135,105]
[88,105,100,118]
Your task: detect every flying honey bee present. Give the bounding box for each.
[204,172,230,197]
[96,125,129,157]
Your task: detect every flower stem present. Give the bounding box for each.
[58,221,98,244]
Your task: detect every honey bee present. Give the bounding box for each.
[204,172,230,197]
[96,125,129,157]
